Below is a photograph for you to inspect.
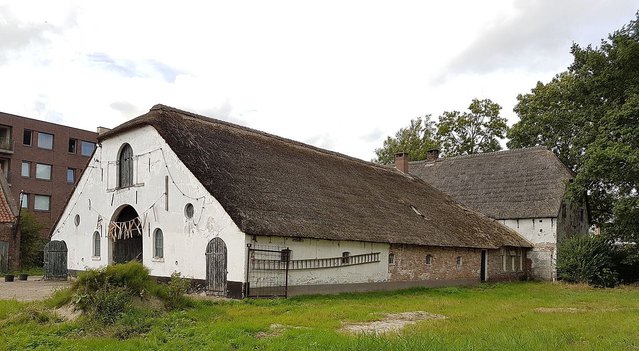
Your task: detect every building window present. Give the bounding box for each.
[34,195,51,211]
[81,141,95,157]
[67,168,75,184]
[118,143,133,188]
[184,203,194,219]
[388,253,395,264]
[510,249,521,272]
[21,161,30,177]
[20,193,28,208]
[23,130,32,146]
[74,214,80,227]
[93,231,101,257]
[341,251,350,264]
[68,138,77,153]
[153,228,164,259]
[425,254,433,265]
[37,132,53,150]
[501,248,507,271]
[456,256,463,267]
[35,163,52,180]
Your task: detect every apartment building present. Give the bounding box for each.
[0,112,98,237]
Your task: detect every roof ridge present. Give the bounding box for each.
[150,104,395,173]
[409,146,550,164]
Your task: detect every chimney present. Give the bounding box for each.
[394,152,409,173]
[426,149,440,161]
[97,127,111,135]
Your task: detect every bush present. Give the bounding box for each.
[161,272,192,310]
[557,235,618,287]
[72,261,155,298]
[612,243,639,283]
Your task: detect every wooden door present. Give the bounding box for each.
[206,238,227,296]
[0,241,8,273]
[44,240,68,280]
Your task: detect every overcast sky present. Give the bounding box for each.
[0,1,636,161]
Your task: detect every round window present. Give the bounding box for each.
[74,214,80,227]
[184,203,194,219]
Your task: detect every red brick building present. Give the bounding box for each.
[0,112,98,238]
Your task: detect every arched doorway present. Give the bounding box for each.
[206,238,227,296]
[111,205,143,263]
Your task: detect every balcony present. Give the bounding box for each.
[0,137,13,154]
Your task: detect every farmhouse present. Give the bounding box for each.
[50,105,531,297]
[404,148,590,281]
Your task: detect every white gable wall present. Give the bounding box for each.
[500,217,556,280]
[51,126,246,282]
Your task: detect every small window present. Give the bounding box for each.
[184,203,194,219]
[74,214,80,227]
[23,130,32,146]
[388,253,395,264]
[81,141,95,157]
[34,195,50,211]
[425,254,433,265]
[20,193,28,208]
[341,251,350,264]
[456,256,463,266]
[93,231,101,257]
[37,132,53,150]
[67,168,75,184]
[35,163,52,180]
[21,161,30,177]
[68,138,77,153]
[153,228,164,258]
[118,143,133,188]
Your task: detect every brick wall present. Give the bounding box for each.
[486,247,529,282]
[0,222,18,271]
[389,244,482,282]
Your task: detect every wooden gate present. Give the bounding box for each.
[0,241,8,273]
[44,240,68,280]
[205,238,227,296]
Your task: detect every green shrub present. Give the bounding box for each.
[161,272,192,310]
[557,235,618,287]
[72,261,155,298]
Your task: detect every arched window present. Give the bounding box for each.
[154,228,164,259]
[118,143,133,188]
[93,231,101,257]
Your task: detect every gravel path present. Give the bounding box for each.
[0,276,70,301]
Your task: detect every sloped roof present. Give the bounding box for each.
[99,105,530,249]
[409,148,574,220]
[0,169,17,224]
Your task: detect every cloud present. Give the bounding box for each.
[199,100,249,126]
[437,0,637,81]
[86,52,184,83]
[304,133,336,150]
[0,6,54,63]
[110,101,143,117]
[359,128,384,143]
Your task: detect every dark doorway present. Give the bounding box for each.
[44,240,68,280]
[0,241,9,273]
[480,250,487,282]
[206,238,227,296]
[112,205,143,263]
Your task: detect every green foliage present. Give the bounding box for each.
[508,14,639,236]
[373,115,439,164]
[557,235,618,287]
[18,211,45,269]
[72,260,155,298]
[159,272,193,310]
[436,98,508,157]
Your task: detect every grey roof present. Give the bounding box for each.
[409,148,574,220]
[98,105,531,249]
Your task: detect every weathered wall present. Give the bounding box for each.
[0,222,17,271]
[500,217,556,280]
[51,126,247,282]
[388,244,482,282]
[486,247,528,282]
[557,199,590,242]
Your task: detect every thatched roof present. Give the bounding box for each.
[99,105,530,249]
[409,148,574,220]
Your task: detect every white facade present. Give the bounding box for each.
[51,126,247,283]
[500,217,556,280]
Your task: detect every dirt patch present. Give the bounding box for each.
[535,307,588,313]
[341,311,447,335]
[255,324,311,339]
[55,305,82,321]
[0,276,70,301]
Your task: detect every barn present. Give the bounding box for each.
[50,105,531,297]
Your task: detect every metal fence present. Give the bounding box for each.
[246,244,290,298]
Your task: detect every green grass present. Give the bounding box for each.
[1,282,639,350]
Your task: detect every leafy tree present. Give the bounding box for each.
[19,211,45,269]
[508,14,639,236]
[556,235,618,288]
[373,115,439,164]
[436,98,508,157]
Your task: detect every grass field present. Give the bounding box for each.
[1,282,638,350]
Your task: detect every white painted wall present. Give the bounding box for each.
[500,217,557,280]
[51,126,246,282]
[249,236,391,285]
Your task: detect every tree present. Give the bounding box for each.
[436,98,508,157]
[508,14,639,236]
[19,211,45,269]
[373,115,439,164]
